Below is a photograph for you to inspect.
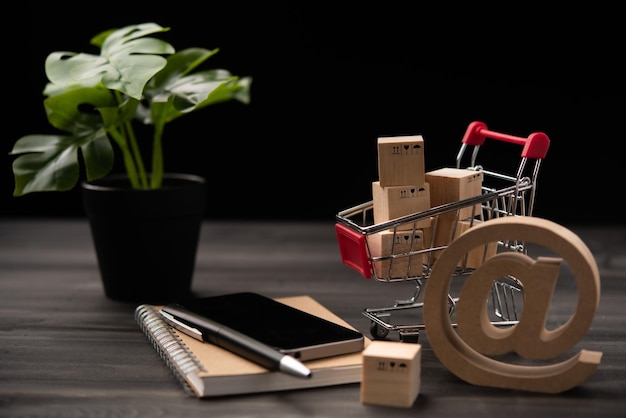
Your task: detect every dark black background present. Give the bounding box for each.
[4,4,624,225]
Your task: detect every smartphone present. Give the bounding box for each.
[161,292,364,361]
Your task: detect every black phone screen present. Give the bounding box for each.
[166,292,364,359]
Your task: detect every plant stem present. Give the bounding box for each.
[107,128,140,188]
[150,122,165,189]
[123,121,148,189]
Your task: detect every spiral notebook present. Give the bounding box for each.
[135,295,368,398]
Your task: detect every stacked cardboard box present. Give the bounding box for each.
[370,135,429,279]
[373,135,430,228]
[369,135,495,277]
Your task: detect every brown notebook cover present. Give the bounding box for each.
[135,295,368,398]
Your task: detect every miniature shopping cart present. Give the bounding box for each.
[335,121,550,342]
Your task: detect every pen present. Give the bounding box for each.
[159,305,312,379]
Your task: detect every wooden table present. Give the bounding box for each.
[1,219,624,417]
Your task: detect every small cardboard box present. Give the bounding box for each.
[377,135,426,187]
[361,340,422,408]
[372,181,430,229]
[425,167,483,220]
[368,230,425,279]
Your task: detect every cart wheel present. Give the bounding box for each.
[370,322,389,339]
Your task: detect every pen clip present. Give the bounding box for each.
[160,310,204,341]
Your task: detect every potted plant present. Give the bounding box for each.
[9,22,252,303]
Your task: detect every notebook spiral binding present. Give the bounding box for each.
[135,304,206,397]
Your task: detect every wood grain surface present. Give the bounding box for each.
[1,219,624,417]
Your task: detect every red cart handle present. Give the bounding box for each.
[462,121,550,159]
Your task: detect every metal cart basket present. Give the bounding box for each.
[335,121,550,342]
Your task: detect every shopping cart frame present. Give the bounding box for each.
[335,121,550,342]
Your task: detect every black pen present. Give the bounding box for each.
[159,305,312,379]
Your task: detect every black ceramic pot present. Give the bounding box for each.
[82,173,207,304]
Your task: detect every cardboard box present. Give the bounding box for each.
[361,340,422,408]
[428,218,498,268]
[453,219,498,268]
[377,135,426,187]
[368,230,425,279]
[425,167,483,220]
[372,181,430,229]
[420,217,442,264]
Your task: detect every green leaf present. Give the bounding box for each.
[81,132,116,180]
[10,130,114,196]
[43,86,117,134]
[152,47,219,84]
[97,96,140,132]
[139,48,252,126]
[43,23,174,100]
[11,88,116,194]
